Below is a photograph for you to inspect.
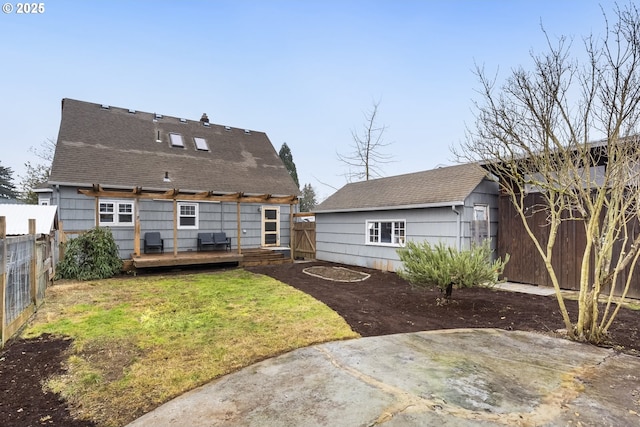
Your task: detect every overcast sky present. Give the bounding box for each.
[0,0,619,201]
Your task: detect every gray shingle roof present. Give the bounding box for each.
[315,163,489,212]
[49,99,300,196]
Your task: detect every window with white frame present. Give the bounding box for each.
[471,205,489,246]
[178,202,198,229]
[99,200,134,226]
[367,220,406,246]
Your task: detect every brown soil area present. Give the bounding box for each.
[1,261,639,427]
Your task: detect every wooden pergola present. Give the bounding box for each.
[78,185,299,257]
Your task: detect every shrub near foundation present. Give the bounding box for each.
[397,240,509,300]
[55,227,123,280]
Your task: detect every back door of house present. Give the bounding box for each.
[261,206,280,246]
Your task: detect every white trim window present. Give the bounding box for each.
[471,205,490,246]
[366,220,406,246]
[178,202,198,229]
[99,200,134,226]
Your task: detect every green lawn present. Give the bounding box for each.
[26,269,358,427]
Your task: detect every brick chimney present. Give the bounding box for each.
[200,113,209,124]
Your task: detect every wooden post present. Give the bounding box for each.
[133,214,141,257]
[94,197,99,226]
[58,220,65,262]
[173,199,178,256]
[29,219,37,306]
[289,203,295,261]
[1,216,6,347]
[236,202,242,254]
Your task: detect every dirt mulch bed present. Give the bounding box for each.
[1,261,638,427]
[0,334,96,427]
[247,261,640,353]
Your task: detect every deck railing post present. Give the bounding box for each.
[133,200,141,257]
[236,202,242,254]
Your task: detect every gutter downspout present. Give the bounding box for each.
[55,184,61,207]
[452,205,461,251]
[54,184,61,268]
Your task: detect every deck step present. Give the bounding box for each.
[240,249,291,267]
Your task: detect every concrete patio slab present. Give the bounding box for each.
[126,329,640,426]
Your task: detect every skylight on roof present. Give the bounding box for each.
[169,133,184,147]
[194,137,208,151]
[180,118,187,123]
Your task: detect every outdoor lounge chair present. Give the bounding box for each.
[144,232,164,254]
[198,232,231,251]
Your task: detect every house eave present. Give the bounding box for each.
[314,201,465,214]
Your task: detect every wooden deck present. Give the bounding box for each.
[129,248,291,270]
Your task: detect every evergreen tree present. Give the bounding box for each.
[279,142,300,188]
[0,162,18,200]
[300,183,317,212]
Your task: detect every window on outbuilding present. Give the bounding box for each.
[366,220,406,246]
[471,205,489,246]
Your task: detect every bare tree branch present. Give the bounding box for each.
[453,2,640,344]
[337,99,394,182]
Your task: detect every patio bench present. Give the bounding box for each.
[198,232,231,252]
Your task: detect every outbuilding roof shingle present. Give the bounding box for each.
[315,163,490,212]
[49,99,300,196]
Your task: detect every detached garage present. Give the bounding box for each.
[314,163,499,271]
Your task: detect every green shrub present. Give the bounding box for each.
[397,239,509,300]
[56,227,123,280]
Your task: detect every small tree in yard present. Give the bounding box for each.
[56,227,122,280]
[456,3,640,344]
[397,240,509,302]
[299,183,318,212]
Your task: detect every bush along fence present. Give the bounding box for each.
[0,216,51,347]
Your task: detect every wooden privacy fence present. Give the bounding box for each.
[292,213,316,259]
[498,194,640,299]
[0,217,51,347]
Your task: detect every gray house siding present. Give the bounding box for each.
[54,186,293,259]
[316,208,462,271]
[315,179,499,272]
